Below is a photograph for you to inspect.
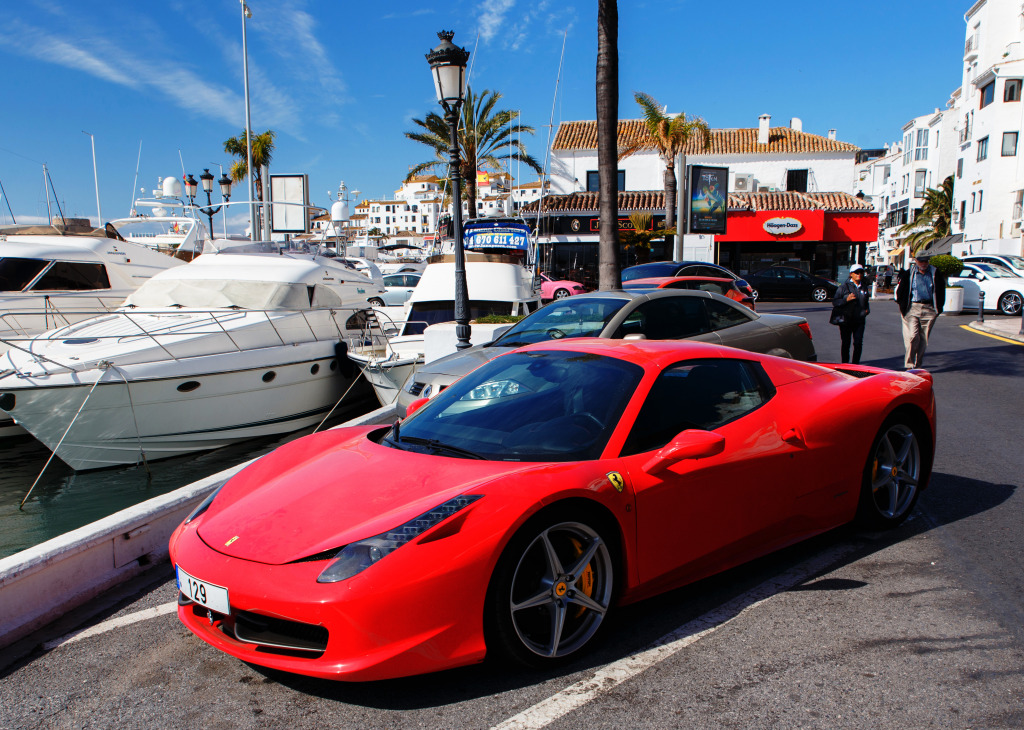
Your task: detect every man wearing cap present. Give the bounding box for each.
[895,254,945,369]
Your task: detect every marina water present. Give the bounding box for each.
[0,386,378,559]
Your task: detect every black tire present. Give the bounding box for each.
[998,291,1022,316]
[486,508,617,668]
[811,287,829,303]
[856,416,927,529]
[368,297,385,307]
[553,288,571,300]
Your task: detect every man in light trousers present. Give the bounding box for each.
[895,254,945,369]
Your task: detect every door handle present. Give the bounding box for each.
[782,427,805,446]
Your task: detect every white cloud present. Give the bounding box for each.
[478,0,518,43]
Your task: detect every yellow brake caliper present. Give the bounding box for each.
[570,537,595,617]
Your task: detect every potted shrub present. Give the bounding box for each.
[929,254,964,314]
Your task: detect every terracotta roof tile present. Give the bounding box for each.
[522,190,873,214]
[553,119,859,154]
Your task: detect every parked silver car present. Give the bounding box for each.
[395,289,816,415]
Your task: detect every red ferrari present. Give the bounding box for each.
[170,340,936,681]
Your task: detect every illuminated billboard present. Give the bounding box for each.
[688,165,728,234]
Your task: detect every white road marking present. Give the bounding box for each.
[42,602,178,651]
[492,544,855,730]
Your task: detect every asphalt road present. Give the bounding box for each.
[2,300,1022,729]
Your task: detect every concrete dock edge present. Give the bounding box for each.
[0,402,397,651]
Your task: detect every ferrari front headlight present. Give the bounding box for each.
[316,494,482,583]
[184,478,230,524]
[463,379,530,401]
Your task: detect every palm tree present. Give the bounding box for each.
[223,130,276,201]
[596,0,620,290]
[619,92,710,252]
[405,88,542,219]
[897,175,954,255]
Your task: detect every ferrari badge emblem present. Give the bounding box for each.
[607,472,625,492]
[225,536,239,547]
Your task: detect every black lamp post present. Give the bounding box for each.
[426,30,471,350]
[189,168,232,236]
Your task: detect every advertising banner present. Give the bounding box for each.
[688,165,728,234]
[269,174,310,234]
[463,220,530,250]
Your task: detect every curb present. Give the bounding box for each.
[963,320,1024,344]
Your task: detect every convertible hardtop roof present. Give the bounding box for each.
[515,337,838,382]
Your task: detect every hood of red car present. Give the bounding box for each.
[196,427,535,565]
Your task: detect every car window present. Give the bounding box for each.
[956,268,977,278]
[621,359,772,455]
[616,296,710,339]
[704,299,752,330]
[490,297,628,347]
[695,265,727,278]
[404,275,421,286]
[383,275,403,286]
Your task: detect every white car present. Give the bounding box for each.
[962,254,1024,279]
[380,272,422,305]
[948,263,1024,315]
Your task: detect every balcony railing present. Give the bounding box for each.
[964,34,979,58]
[1013,202,1023,220]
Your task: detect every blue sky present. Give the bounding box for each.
[0,0,970,230]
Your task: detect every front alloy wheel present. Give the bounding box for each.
[491,519,615,665]
[553,288,571,300]
[858,420,922,528]
[811,286,829,302]
[998,291,1022,316]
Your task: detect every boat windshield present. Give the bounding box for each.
[0,257,49,292]
[489,297,628,348]
[401,300,519,336]
[389,349,643,462]
[124,278,324,310]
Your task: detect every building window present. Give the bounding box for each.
[971,192,976,213]
[960,200,966,229]
[586,170,625,191]
[1003,131,1019,156]
[957,158,964,178]
[914,170,928,198]
[902,133,913,164]
[980,81,995,108]
[915,129,929,160]
[977,136,989,161]
[1005,79,1022,102]
[978,190,983,211]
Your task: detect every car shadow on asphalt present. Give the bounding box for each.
[250,470,1014,710]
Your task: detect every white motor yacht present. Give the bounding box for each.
[348,218,541,405]
[0,242,386,470]
[0,221,188,437]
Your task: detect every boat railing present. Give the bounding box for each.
[0,305,367,374]
[0,295,127,337]
[353,309,427,359]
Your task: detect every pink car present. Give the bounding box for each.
[539,272,585,300]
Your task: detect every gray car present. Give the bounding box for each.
[396,289,816,415]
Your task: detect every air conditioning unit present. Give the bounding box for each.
[733,174,755,192]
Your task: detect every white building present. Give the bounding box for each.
[948,0,1024,256]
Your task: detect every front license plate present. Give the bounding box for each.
[176,566,230,615]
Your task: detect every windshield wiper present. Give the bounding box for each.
[396,435,484,460]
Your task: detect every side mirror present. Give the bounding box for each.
[405,397,429,417]
[642,430,726,475]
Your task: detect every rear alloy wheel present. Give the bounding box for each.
[811,287,829,302]
[489,518,615,666]
[368,297,385,307]
[857,419,923,529]
[998,291,1022,316]
[553,288,572,300]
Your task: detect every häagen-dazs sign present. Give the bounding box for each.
[763,217,803,235]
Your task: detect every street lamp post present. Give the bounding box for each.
[192,169,232,236]
[426,30,471,350]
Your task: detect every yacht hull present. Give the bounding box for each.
[0,346,356,470]
[347,349,419,406]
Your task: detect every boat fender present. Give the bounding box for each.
[335,341,355,378]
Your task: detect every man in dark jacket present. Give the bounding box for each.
[832,263,870,363]
[895,254,945,369]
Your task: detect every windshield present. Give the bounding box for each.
[390,350,643,461]
[490,297,628,347]
[977,264,1016,278]
[0,257,49,291]
[1000,256,1024,270]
